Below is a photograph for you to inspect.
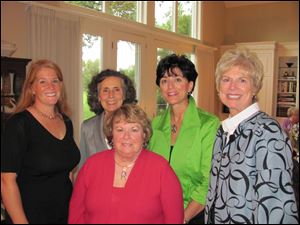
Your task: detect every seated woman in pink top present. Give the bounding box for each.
[69,104,184,224]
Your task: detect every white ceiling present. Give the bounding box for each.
[224,1,281,8]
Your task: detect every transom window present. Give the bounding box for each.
[65,1,200,39]
[66,1,141,22]
[155,1,198,39]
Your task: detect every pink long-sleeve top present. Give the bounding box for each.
[68,149,184,224]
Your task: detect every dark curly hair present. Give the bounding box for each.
[156,54,198,93]
[87,69,137,115]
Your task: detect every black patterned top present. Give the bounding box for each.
[205,111,298,224]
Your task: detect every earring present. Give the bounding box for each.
[143,141,148,148]
[187,91,192,96]
[108,139,113,148]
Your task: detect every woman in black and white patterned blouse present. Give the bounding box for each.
[205,48,298,224]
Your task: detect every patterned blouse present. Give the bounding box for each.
[205,111,299,224]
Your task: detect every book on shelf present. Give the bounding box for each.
[277,102,296,106]
[279,81,288,92]
[278,98,295,102]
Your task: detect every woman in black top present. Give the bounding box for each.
[1,59,80,224]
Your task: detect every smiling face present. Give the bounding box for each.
[112,120,145,159]
[159,67,193,107]
[219,66,256,116]
[98,76,124,113]
[31,67,62,107]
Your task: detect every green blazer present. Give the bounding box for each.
[148,97,219,208]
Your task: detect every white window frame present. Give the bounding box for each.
[154,1,201,40]
[111,30,147,100]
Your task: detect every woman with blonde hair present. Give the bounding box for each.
[281,107,299,135]
[205,48,298,224]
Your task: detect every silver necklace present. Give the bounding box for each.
[171,116,182,134]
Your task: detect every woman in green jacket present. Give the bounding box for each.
[148,54,219,224]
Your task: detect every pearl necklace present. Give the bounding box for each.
[34,106,58,120]
[115,160,136,180]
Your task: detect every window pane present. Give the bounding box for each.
[117,40,140,97]
[155,1,173,32]
[66,1,103,12]
[178,1,192,36]
[156,48,174,115]
[82,34,102,120]
[106,1,137,22]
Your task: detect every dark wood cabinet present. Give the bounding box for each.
[1,56,31,126]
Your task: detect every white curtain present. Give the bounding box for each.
[26,5,82,144]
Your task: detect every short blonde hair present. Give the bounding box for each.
[287,107,299,117]
[104,104,152,148]
[215,48,264,95]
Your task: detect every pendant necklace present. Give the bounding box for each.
[171,116,182,134]
[34,106,58,120]
[171,108,185,135]
[115,160,136,180]
[171,124,177,134]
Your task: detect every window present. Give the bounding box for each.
[67,1,103,12]
[155,1,199,39]
[116,40,140,95]
[178,1,192,36]
[105,1,137,22]
[112,31,145,100]
[155,1,173,32]
[82,34,103,120]
[63,1,200,121]
[65,1,201,39]
[65,1,142,23]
